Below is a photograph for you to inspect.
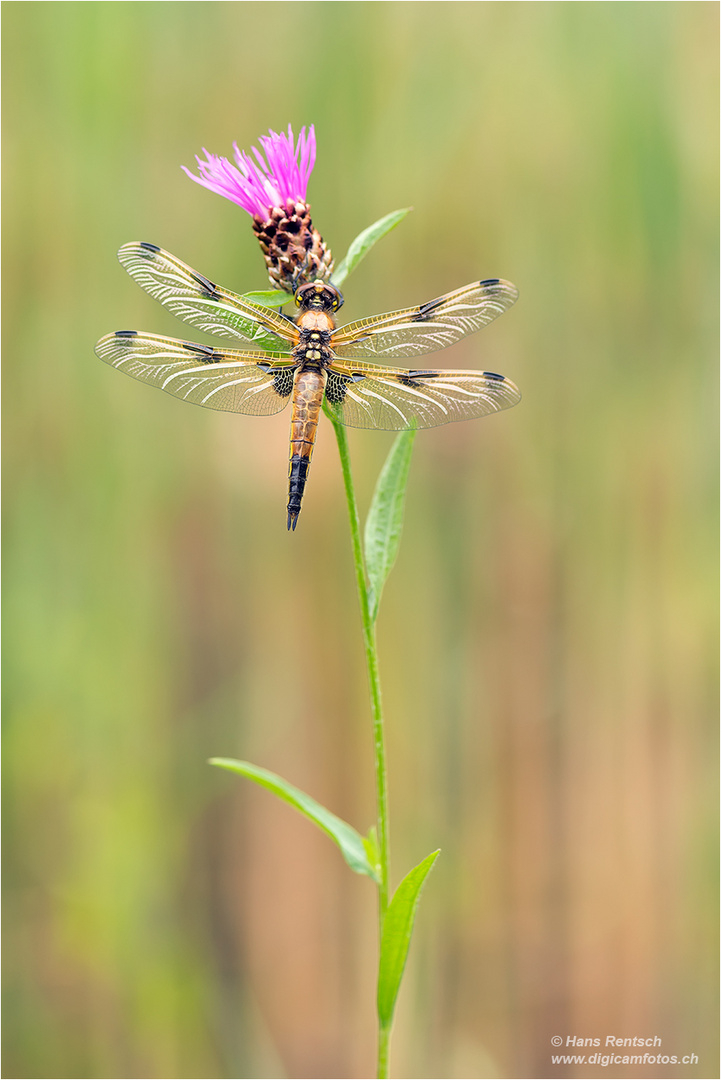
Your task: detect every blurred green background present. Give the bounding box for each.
[3,3,717,1078]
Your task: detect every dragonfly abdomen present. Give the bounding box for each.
[287,366,327,531]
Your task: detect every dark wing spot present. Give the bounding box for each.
[415,295,446,321]
[114,330,138,338]
[483,371,505,381]
[139,242,160,254]
[397,370,438,387]
[190,270,221,300]
[256,362,295,395]
[181,342,216,361]
[271,367,295,397]
[479,278,501,287]
[325,372,349,404]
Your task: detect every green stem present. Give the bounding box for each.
[377,1025,391,1080]
[326,406,391,1076]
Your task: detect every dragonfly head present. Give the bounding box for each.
[294,280,344,313]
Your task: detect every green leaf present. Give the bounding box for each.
[364,428,416,622]
[209,758,379,881]
[221,315,291,353]
[377,850,440,1028]
[241,289,293,308]
[332,208,412,287]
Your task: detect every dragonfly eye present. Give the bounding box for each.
[294,282,318,308]
[330,286,344,311]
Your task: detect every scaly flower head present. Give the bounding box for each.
[182,125,333,293]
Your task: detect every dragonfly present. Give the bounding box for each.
[95,242,521,529]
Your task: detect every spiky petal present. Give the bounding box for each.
[182,125,315,217]
[182,125,333,292]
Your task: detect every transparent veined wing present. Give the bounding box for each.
[95,331,296,415]
[117,243,297,351]
[331,279,518,359]
[324,361,521,430]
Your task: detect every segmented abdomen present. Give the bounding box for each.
[286,367,327,531]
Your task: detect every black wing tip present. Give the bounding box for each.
[117,241,160,261]
[479,277,519,299]
[114,329,138,338]
[483,370,522,404]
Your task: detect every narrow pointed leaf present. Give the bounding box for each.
[210,758,378,881]
[241,289,292,308]
[332,208,412,287]
[364,428,416,622]
[377,850,440,1027]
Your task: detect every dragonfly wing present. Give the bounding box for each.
[117,243,297,351]
[331,279,518,359]
[324,361,521,430]
[95,331,296,415]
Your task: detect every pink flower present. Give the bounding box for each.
[182,125,316,219]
